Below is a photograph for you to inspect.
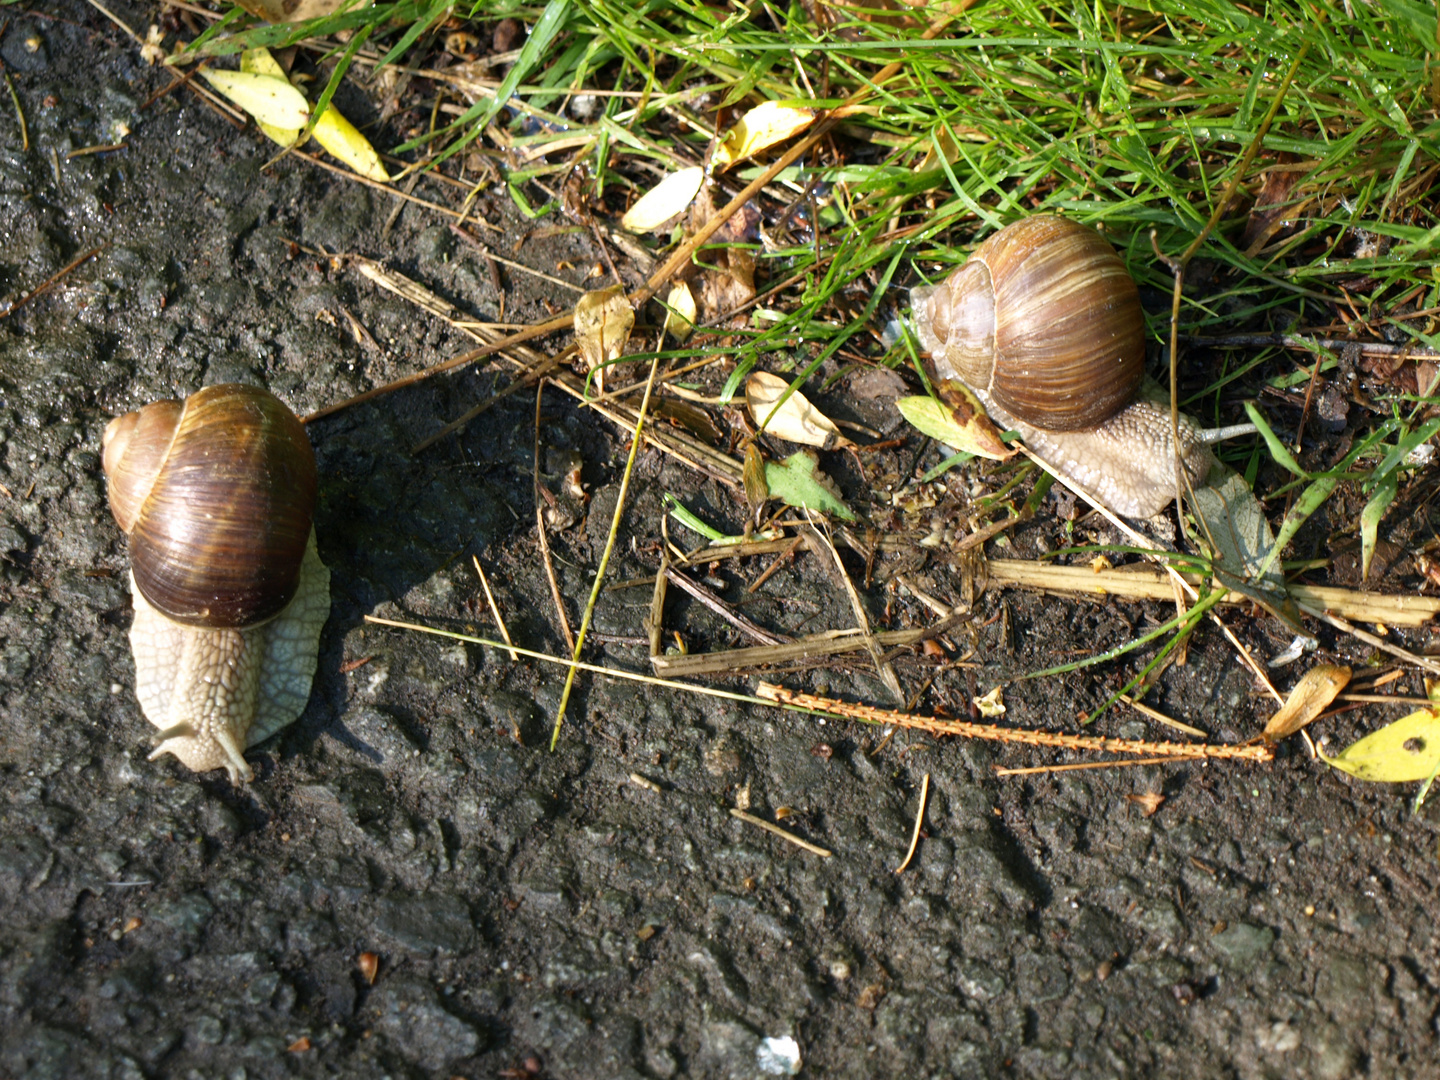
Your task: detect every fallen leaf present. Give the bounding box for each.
[240,48,304,147]
[621,166,705,232]
[895,387,1014,461]
[1320,708,1440,782]
[764,451,854,521]
[199,68,310,129]
[743,443,770,514]
[231,0,368,23]
[746,371,849,450]
[313,105,391,182]
[662,281,696,342]
[1188,458,1281,588]
[712,102,816,169]
[1263,664,1351,741]
[974,686,1006,717]
[573,285,634,392]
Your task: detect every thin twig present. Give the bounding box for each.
[473,556,516,661]
[729,808,832,857]
[804,518,905,705]
[893,773,929,874]
[0,246,104,320]
[83,0,144,44]
[755,683,1272,762]
[534,379,574,653]
[995,757,1196,777]
[663,565,790,646]
[1187,333,1440,360]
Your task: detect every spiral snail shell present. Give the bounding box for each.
[911,216,1219,518]
[103,384,330,783]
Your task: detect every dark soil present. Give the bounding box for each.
[1,4,1437,1078]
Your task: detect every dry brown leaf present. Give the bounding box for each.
[743,443,770,516]
[574,285,634,392]
[712,102,817,170]
[746,372,850,450]
[232,0,367,23]
[695,267,755,324]
[621,167,705,232]
[1263,664,1352,741]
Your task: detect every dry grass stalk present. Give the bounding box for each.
[987,559,1440,628]
[893,773,930,874]
[804,520,905,705]
[473,556,516,661]
[651,625,955,678]
[755,683,1273,763]
[728,808,832,857]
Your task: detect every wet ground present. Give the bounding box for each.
[2,3,1438,1078]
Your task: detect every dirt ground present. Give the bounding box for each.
[1,4,1438,1078]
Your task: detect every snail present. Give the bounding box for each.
[102,384,330,784]
[911,215,1248,517]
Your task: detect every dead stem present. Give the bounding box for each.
[0,246,105,320]
[534,379,575,653]
[473,556,516,661]
[663,565,790,646]
[550,357,662,749]
[755,683,1273,763]
[893,773,930,874]
[804,518,905,705]
[729,809,832,858]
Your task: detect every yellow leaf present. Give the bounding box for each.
[200,69,310,129]
[312,105,391,182]
[895,385,1015,461]
[1320,708,1440,782]
[662,281,697,342]
[746,371,849,450]
[1263,664,1351,741]
[620,167,705,232]
[974,686,1006,718]
[712,102,816,170]
[238,48,304,146]
[574,285,635,373]
[240,47,288,80]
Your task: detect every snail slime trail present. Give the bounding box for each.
[911,215,1224,518]
[102,384,331,784]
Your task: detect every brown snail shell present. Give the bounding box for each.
[912,216,1212,517]
[103,384,330,783]
[913,215,1146,431]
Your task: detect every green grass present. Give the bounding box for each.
[190,0,1440,565]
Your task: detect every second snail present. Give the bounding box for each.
[911,215,1249,518]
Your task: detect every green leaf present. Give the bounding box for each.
[1256,475,1337,579]
[764,451,855,521]
[1359,471,1397,582]
[1243,401,1306,478]
[896,392,1012,460]
[1321,709,1440,782]
[1188,458,1278,585]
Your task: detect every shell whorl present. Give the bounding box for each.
[913,216,1146,432]
[103,384,318,630]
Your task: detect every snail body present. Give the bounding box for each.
[911,215,1213,517]
[103,384,330,783]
